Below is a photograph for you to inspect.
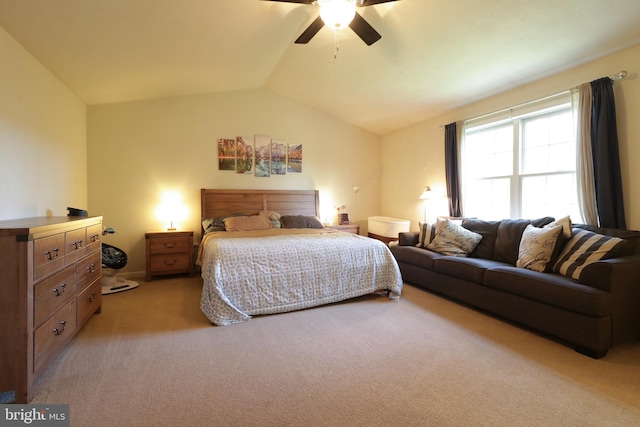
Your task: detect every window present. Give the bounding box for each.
[461,93,583,222]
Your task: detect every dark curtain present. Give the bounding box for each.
[590,77,626,229]
[444,122,463,217]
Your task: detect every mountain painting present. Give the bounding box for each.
[218,138,235,171]
[287,144,302,173]
[236,136,253,174]
[271,140,287,175]
[254,134,271,177]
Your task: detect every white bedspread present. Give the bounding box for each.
[199,229,403,325]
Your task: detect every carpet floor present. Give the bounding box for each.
[22,276,640,426]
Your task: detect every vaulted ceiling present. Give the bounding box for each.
[1,0,639,135]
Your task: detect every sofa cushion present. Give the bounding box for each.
[434,257,507,284]
[389,245,444,271]
[553,228,631,280]
[516,224,563,272]
[462,218,500,260]
[493,217,554,265]
[484,266,611,317]
[426,218,483,257]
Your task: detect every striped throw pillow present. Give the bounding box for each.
[416,222,437,248]
[553,229,626,280]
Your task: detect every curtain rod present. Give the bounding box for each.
[609,70,627,80]
[440,70,629,129]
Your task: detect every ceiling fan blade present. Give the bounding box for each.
[295,15,325,44]
[263,0,315,4]
[349,12,381,45]
[358,0,398,6]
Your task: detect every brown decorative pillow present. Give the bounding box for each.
[280,215,325,229]
[224,214,273,232]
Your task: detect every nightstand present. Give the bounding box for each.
[145,230,194,281]
[325,224,360,235]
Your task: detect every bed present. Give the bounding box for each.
[198,189,403,325]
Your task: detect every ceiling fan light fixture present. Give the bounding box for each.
[319,0,356,30]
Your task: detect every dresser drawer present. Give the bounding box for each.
[150,237,190,254]
[65,227,88,264]
[77,251,101,290]
[150,253,190,273]
[77,278,102,327]
[34,264,76,328]
[86,224,102,254]
[34,300,77,375]
[33,233,66,281]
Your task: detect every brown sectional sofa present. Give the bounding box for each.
[390,218,640,358]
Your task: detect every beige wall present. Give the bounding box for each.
[88,90,381,274]
[0,27,87,220]
[381,43,640,232]
[3,19,639,276]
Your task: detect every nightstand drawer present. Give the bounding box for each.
[145,230,194,281]
[150,237,190,254]
[326,224,360,235]
[149,253,191,273]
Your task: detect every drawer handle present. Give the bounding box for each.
[71,239,84,249]
[87,263,97,273]
[87,292,97,303]
[163,242,177,248]
[89,233,100,242]
[52,283,67,297]
[45,248,59,261]
[164,259,177,266]
[52,320,66,336]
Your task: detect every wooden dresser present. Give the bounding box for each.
[0,216,103,403]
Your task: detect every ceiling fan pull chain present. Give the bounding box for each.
[334,30,339,59]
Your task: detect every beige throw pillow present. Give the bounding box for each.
[426,218,483,257]
[544,215,572,239]
[516,224,562,272]
[224,214,273,231]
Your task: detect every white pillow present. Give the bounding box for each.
[416,217,460,248]
[516,224,563,272]
[544,215,572,239]
[426,218,483,257]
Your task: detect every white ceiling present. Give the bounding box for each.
[1,0,640,135]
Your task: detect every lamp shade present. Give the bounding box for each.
[319,0,356,30]
[419,186,433,200]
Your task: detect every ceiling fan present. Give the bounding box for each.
[265,0,399,46]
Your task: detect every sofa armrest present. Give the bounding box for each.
[398,232,419,246]
[579,254,640,292]
[580,254,640,344]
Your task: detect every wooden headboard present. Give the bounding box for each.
[201,189,320,220]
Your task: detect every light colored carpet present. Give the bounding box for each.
[30,276,640,426]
